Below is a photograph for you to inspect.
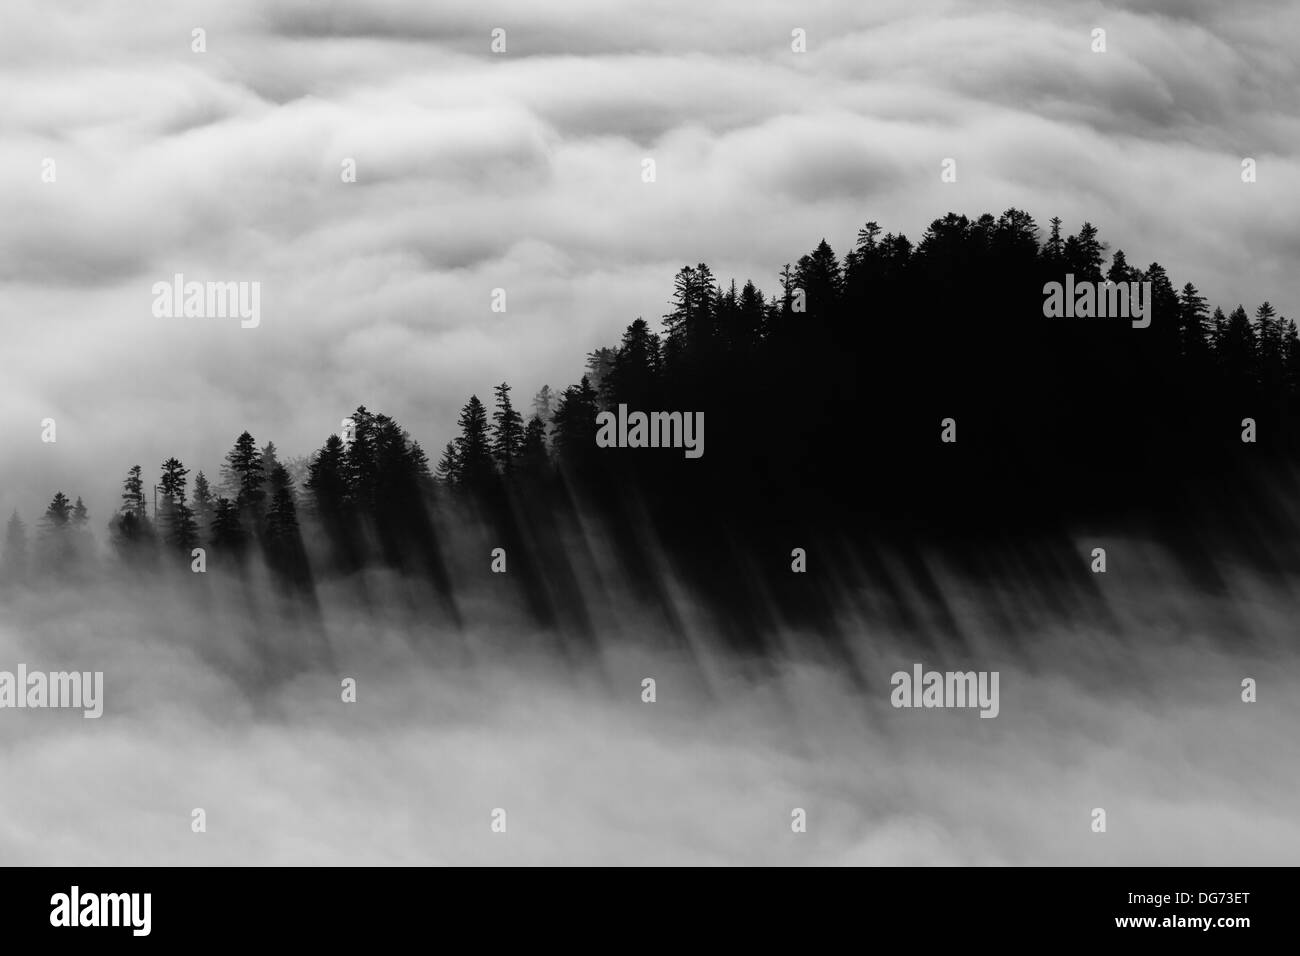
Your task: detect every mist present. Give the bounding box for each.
[2,523,1296,866]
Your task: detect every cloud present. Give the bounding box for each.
[2,0,1298,527]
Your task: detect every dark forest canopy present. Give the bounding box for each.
[7,209,1300,617]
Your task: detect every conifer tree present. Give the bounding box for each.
[433,441,460,486]
[191,471,214,535]
[491,382,525,475]
[307,434,349,514]
[209,497,245,556]
[222,432,265,513]
[519,415,549,477]
[454,395,496,489]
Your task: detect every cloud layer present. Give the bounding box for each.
[2,0,1298,524]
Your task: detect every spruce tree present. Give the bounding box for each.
[434,441,460,485]
[532,385,556,428]
[307,434,349,515]
[1179,282,1210,358]
[192,471,214,536]
[39,492,74,571]
[264,465,300,544]
[222,432,265,513]
[491,382,525,475]
[518,416,550,478]
[552,376,600,465]
[209,497,245,556]
[454,395,496,489]
[158,457,190,545]
[121,465,147,520]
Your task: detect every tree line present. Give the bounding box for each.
[6,209,1298,610]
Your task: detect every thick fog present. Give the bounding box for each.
[1,526,1295,866]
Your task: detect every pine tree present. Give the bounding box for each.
[532,385,556,426]
[172,503,199,554]
[1220,305,1257,389]
[42,492,72,529]
[264,465,300,543]
[307,434,349,513]
[714,280,741,354]
[1068,222,1106,281]
[606,318,662,408]
[993,208,1039,262]
[70,497,92,566]
[260,442,281,503]
[1284,319,1300,392]
[491,382,525,475]
[221,432,265,513]
[1043,216,1065,265]
[1179,282,1210,358]
[261,442,280,475]
[191,471,214,536]
[112,465,156,560]
[662,264,718,353]
[1210,307,1228,351]
[855,221,883,254]
[158,457,190,544]
[405,439,433,495]
[121,465,147,519]
[1144,263,1180,352]
[795,240,843,311]
[778,263,796,314]
[342,407,379,511]
[433,440,460,486]
[263,465,306,581]
[454,395,496,489]
[584,349,616,399]
[209,497,245,555]
[1255,302,1284,393]
[1256,302,1282,361]
[1107,249,1136,284]
[552,376,601,465]
[737,281,766,347]
[39,492,75,570]
[518,415,549,477]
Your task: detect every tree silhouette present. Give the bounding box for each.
[16,206,1300,631]
[222,432,265,516]
[158,457,190,547]
[491,382,525,475]
[454,395,495,490]
[518,415,549,479]
[434,440,460,485]
[192,471,214,537]
[551,376,600,470]
[121,465,147,520]
[38,492,75,572]
[532,385,557,430]
[263,464,308,585]
[209,496,245,559]
[113,465,156,562]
